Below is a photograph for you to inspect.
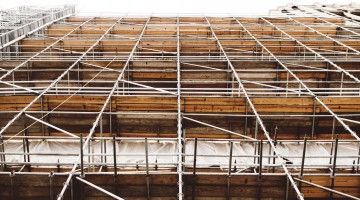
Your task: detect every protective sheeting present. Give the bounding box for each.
[185,141,359,169]
[2,140,358,170]
[3,140,178,167]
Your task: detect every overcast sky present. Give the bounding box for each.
[0,0,358,15]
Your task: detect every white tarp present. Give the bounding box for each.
[2,140,358,170]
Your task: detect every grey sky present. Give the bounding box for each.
[0,0,358,15]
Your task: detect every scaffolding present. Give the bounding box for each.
[0,4,359,200]
[0,5,75,54]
